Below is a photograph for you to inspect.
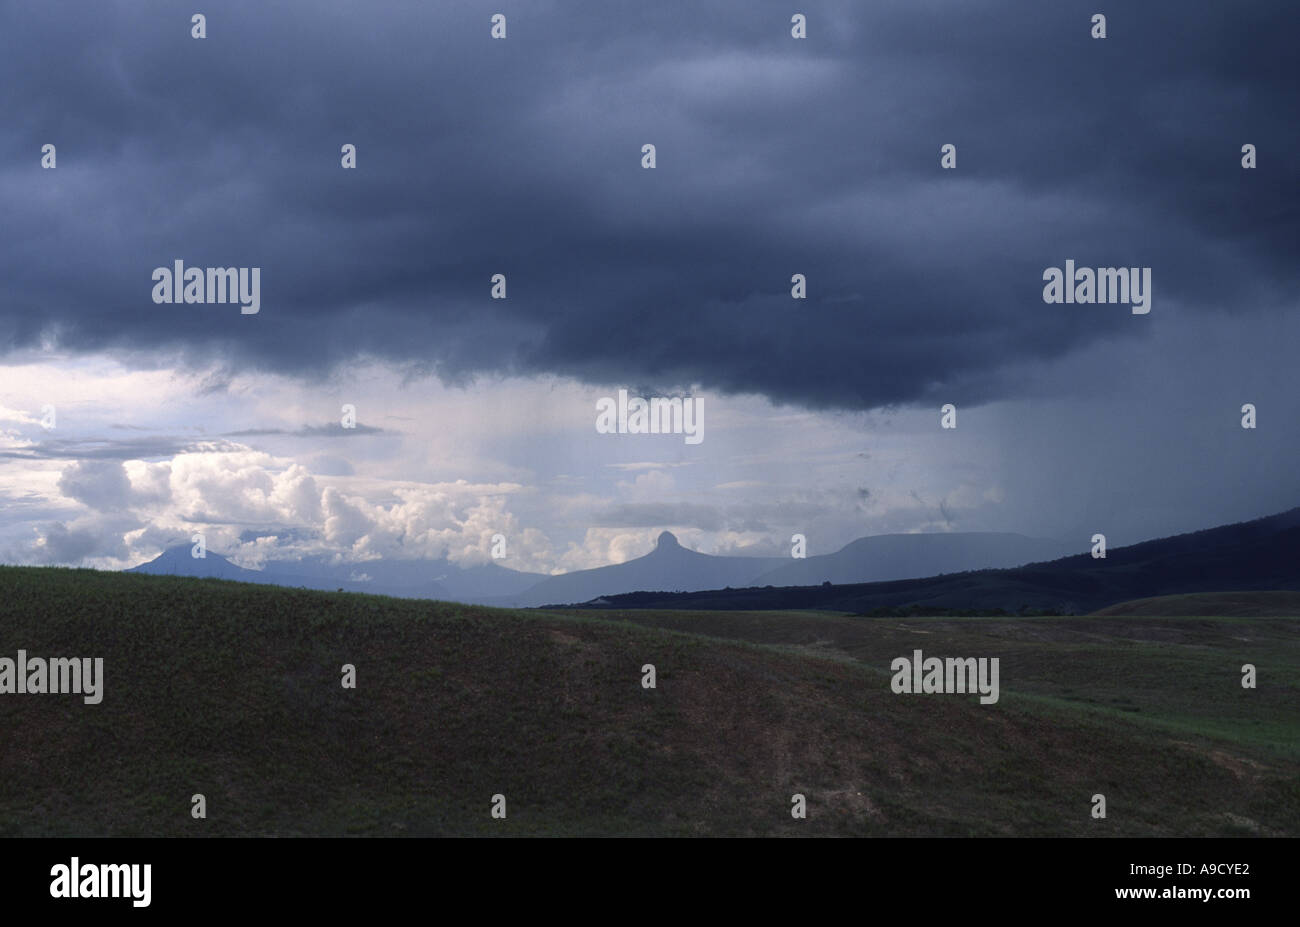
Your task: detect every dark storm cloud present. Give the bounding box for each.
[2,1,1296,410]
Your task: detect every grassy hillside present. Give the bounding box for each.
[572,608,1300,761]
[0,566,1296,836]
[1091,591,1300,617]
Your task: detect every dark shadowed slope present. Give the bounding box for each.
[754,532,1072,587]
[575,507,1300,613]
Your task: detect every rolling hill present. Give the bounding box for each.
[0,565,1295,836]
[1090,591,1300,618]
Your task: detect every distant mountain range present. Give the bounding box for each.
[751,532,1074,587]
[126,545,541,603]
[579,507,1300,615]
[125,528,1073,606]
[511,531,786,606]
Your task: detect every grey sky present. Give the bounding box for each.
[1,1,1296,572]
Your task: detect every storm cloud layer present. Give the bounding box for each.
[4,0,1296,410]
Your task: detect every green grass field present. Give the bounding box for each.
[0,567,1295,836]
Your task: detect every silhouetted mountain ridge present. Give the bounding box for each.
[121,528,1084,605]
[124,509,1292,612]
[753,531,1073,586]
[569,507,1300,613]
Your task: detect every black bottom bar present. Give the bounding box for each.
[1,836,1288,915]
